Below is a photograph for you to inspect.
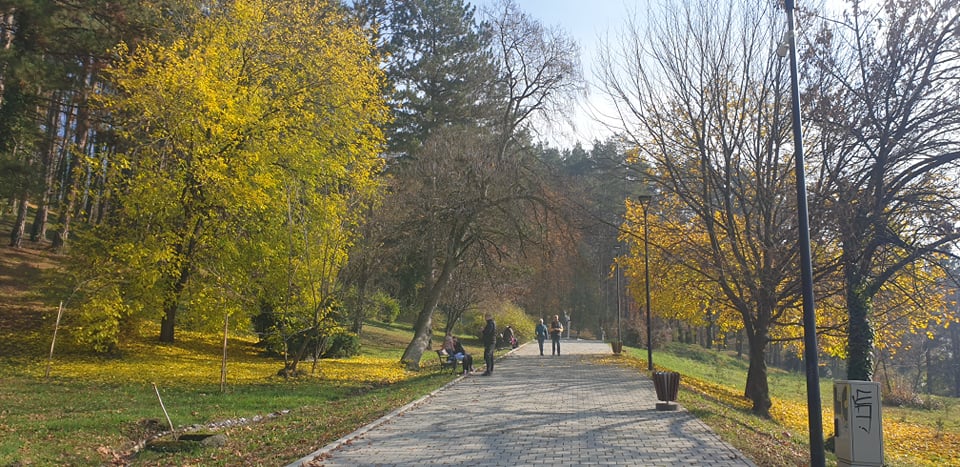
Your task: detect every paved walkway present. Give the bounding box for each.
[288,339,756,466]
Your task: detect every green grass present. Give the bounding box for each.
[616,342,960,467]
[0,321,464,466]
[4,237,955,467]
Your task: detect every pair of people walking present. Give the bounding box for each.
[481,312,563,377]
[535,315,564,356]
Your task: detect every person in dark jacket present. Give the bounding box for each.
[535,318,549,356]
[549,314,564,355]
[481,312,496,376]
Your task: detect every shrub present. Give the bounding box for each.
[372,291,401,323]
[880,374,943,409]
[465,301,536,344]
[322,329,361,358]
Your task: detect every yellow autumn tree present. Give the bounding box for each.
[622,194,743,350]
[68,0,387,351]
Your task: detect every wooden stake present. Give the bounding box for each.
[152,382,177,440]
[221,313,229,393]
[45,301,64,378]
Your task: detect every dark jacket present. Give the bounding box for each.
[536,323,548,340]
[481,318,496,347]
[549,319,563,337]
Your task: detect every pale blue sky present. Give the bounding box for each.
[473,1,850,149]
[474,0,632,149]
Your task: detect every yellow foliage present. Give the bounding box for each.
[72,0,388,348]
[39,331,411,387]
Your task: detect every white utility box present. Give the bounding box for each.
[834,380,884,467]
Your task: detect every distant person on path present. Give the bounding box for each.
[549,314,564,355]
[481,312,496,376]
[502,325,517,349]
[535,319,548,356]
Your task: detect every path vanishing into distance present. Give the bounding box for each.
[288,339,756,467]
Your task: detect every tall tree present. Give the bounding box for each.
[0,1,175,247]
[68,0,386,347]
[600,0,808,416]
[354,0,582,369]
[357,0,499,155]
[804,0,960,380]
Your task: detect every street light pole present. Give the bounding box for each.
[782,1,825,465]
[614,245,622,349]
[638,193,653,371]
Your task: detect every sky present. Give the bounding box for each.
[477,0,632,149]
[473,0,851,150]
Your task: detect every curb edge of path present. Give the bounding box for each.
[285,344,524,467]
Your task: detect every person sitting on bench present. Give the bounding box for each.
[443,334,473,375]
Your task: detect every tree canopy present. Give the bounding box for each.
[66,0,387,348]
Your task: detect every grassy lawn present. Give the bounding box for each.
[4,326,959,465]
[612,343,960,467]
[0,321,468,466]
[4,244,958,465]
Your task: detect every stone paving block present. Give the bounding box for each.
[289,340,756,466]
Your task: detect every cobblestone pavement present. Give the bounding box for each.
[288,339,756,466]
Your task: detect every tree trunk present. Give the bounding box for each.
[736,329,743,359]
[55,70,92,251]
[351,276,368,336]
[400,249,458,370]
[29,200,48,243]
[160,304,177,342]
[704,307,715,349]
[952,324,960,398]
[744,327,772,417]
[30,90,64,243]
[9,190,27,247]
[402,301,436,370]
[846,282,874,381]
[53,166,78,251]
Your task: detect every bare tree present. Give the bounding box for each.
[392,124,555,368]
[803,0,960,381]
[362,0,583,369]
[485,0,584,153]
[599,0,809,416]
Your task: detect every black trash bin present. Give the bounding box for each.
[652,371,680,411]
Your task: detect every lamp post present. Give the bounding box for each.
[613,245,622,352]
[637,193,653,371]
[781,1,825,465]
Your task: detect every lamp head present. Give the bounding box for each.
[776,31,791,58]
[777,42,790,58]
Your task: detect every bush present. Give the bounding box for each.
[322,329,361,358]
[371,291,401,323]
[465,301,536,345]
[880,374,944,410]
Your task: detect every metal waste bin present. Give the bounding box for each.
[653,371,680,411]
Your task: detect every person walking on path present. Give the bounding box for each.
[549,314,564,355]
[535,319,548,356]
[481,312,496,375]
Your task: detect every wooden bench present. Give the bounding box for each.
[436,349,458,374]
